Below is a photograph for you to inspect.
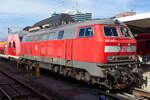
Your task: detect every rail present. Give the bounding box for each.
[0,69,51,100]
[0,88,12,100]
[93,89,129,100]
[132,88,150,99]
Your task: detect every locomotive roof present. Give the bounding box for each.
[26,18,127,36]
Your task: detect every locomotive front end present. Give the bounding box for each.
[99,24,144,89]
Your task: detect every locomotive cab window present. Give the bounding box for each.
[120,27,133,38]
[19,37,23,42]
[57,31,64,39]
[9,42,11,48]
[79,28,85,37]
[79,27,94,37]
[104,26,119,37]
[23,36,31,42]
[40,33,49,41]
[31,35,38,41]
[22,37,27,42]
[13,41,16,48]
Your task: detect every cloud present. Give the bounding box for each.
[0,0,58,35]
[64,0,134,18]
[0,0,149,35]
[0,0,50,15]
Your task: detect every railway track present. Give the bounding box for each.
[0,69,51,100]
[116,88,150,100]
[0,60,150,100]
[132,88,150,99]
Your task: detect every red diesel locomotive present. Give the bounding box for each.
[0,36,8,58]
[20,19,143,89]
[0,34,22,60]
[0,42,7,55]
[0,19,143,89]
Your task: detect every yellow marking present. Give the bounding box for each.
[117,83,127,88]
[0,42,8,44]
[35,63,40,78]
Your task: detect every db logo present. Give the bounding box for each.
[35,45,38,51]
[120,46,127,52]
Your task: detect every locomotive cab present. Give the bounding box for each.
[103,25,137,63]
[98,24,142,89]
[8,34,21,60]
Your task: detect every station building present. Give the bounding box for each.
[115,12,150,35]
[24,10,92,32]
[52,10,92,22]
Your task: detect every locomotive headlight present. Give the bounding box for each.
[129,56,132,60]
[107,56,113,61]
[129,55,135,61]
[107,56,117,61]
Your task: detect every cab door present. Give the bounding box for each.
[65,39,73,66]
[65,39,73,60]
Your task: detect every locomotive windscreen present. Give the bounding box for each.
[103,26,119,37]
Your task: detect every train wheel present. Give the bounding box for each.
[75,72,82,80]
[84,72,90,82]
[54,66,59,73]
[63,68,68,77]
[91,77,96,84]
[67,69,72,77]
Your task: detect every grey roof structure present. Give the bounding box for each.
[34,13,74,27]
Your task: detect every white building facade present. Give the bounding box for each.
[52,10,92,22]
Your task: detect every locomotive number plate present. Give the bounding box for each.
[120,46,127,52]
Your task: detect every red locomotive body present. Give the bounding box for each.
[0,34,21,60]
[0,42,7,55]
[137,33,150,63]
[20,19,142,89]
[0,36,8,58]
[7,34,21,60]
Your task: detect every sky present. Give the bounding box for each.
[0,0,150,36]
